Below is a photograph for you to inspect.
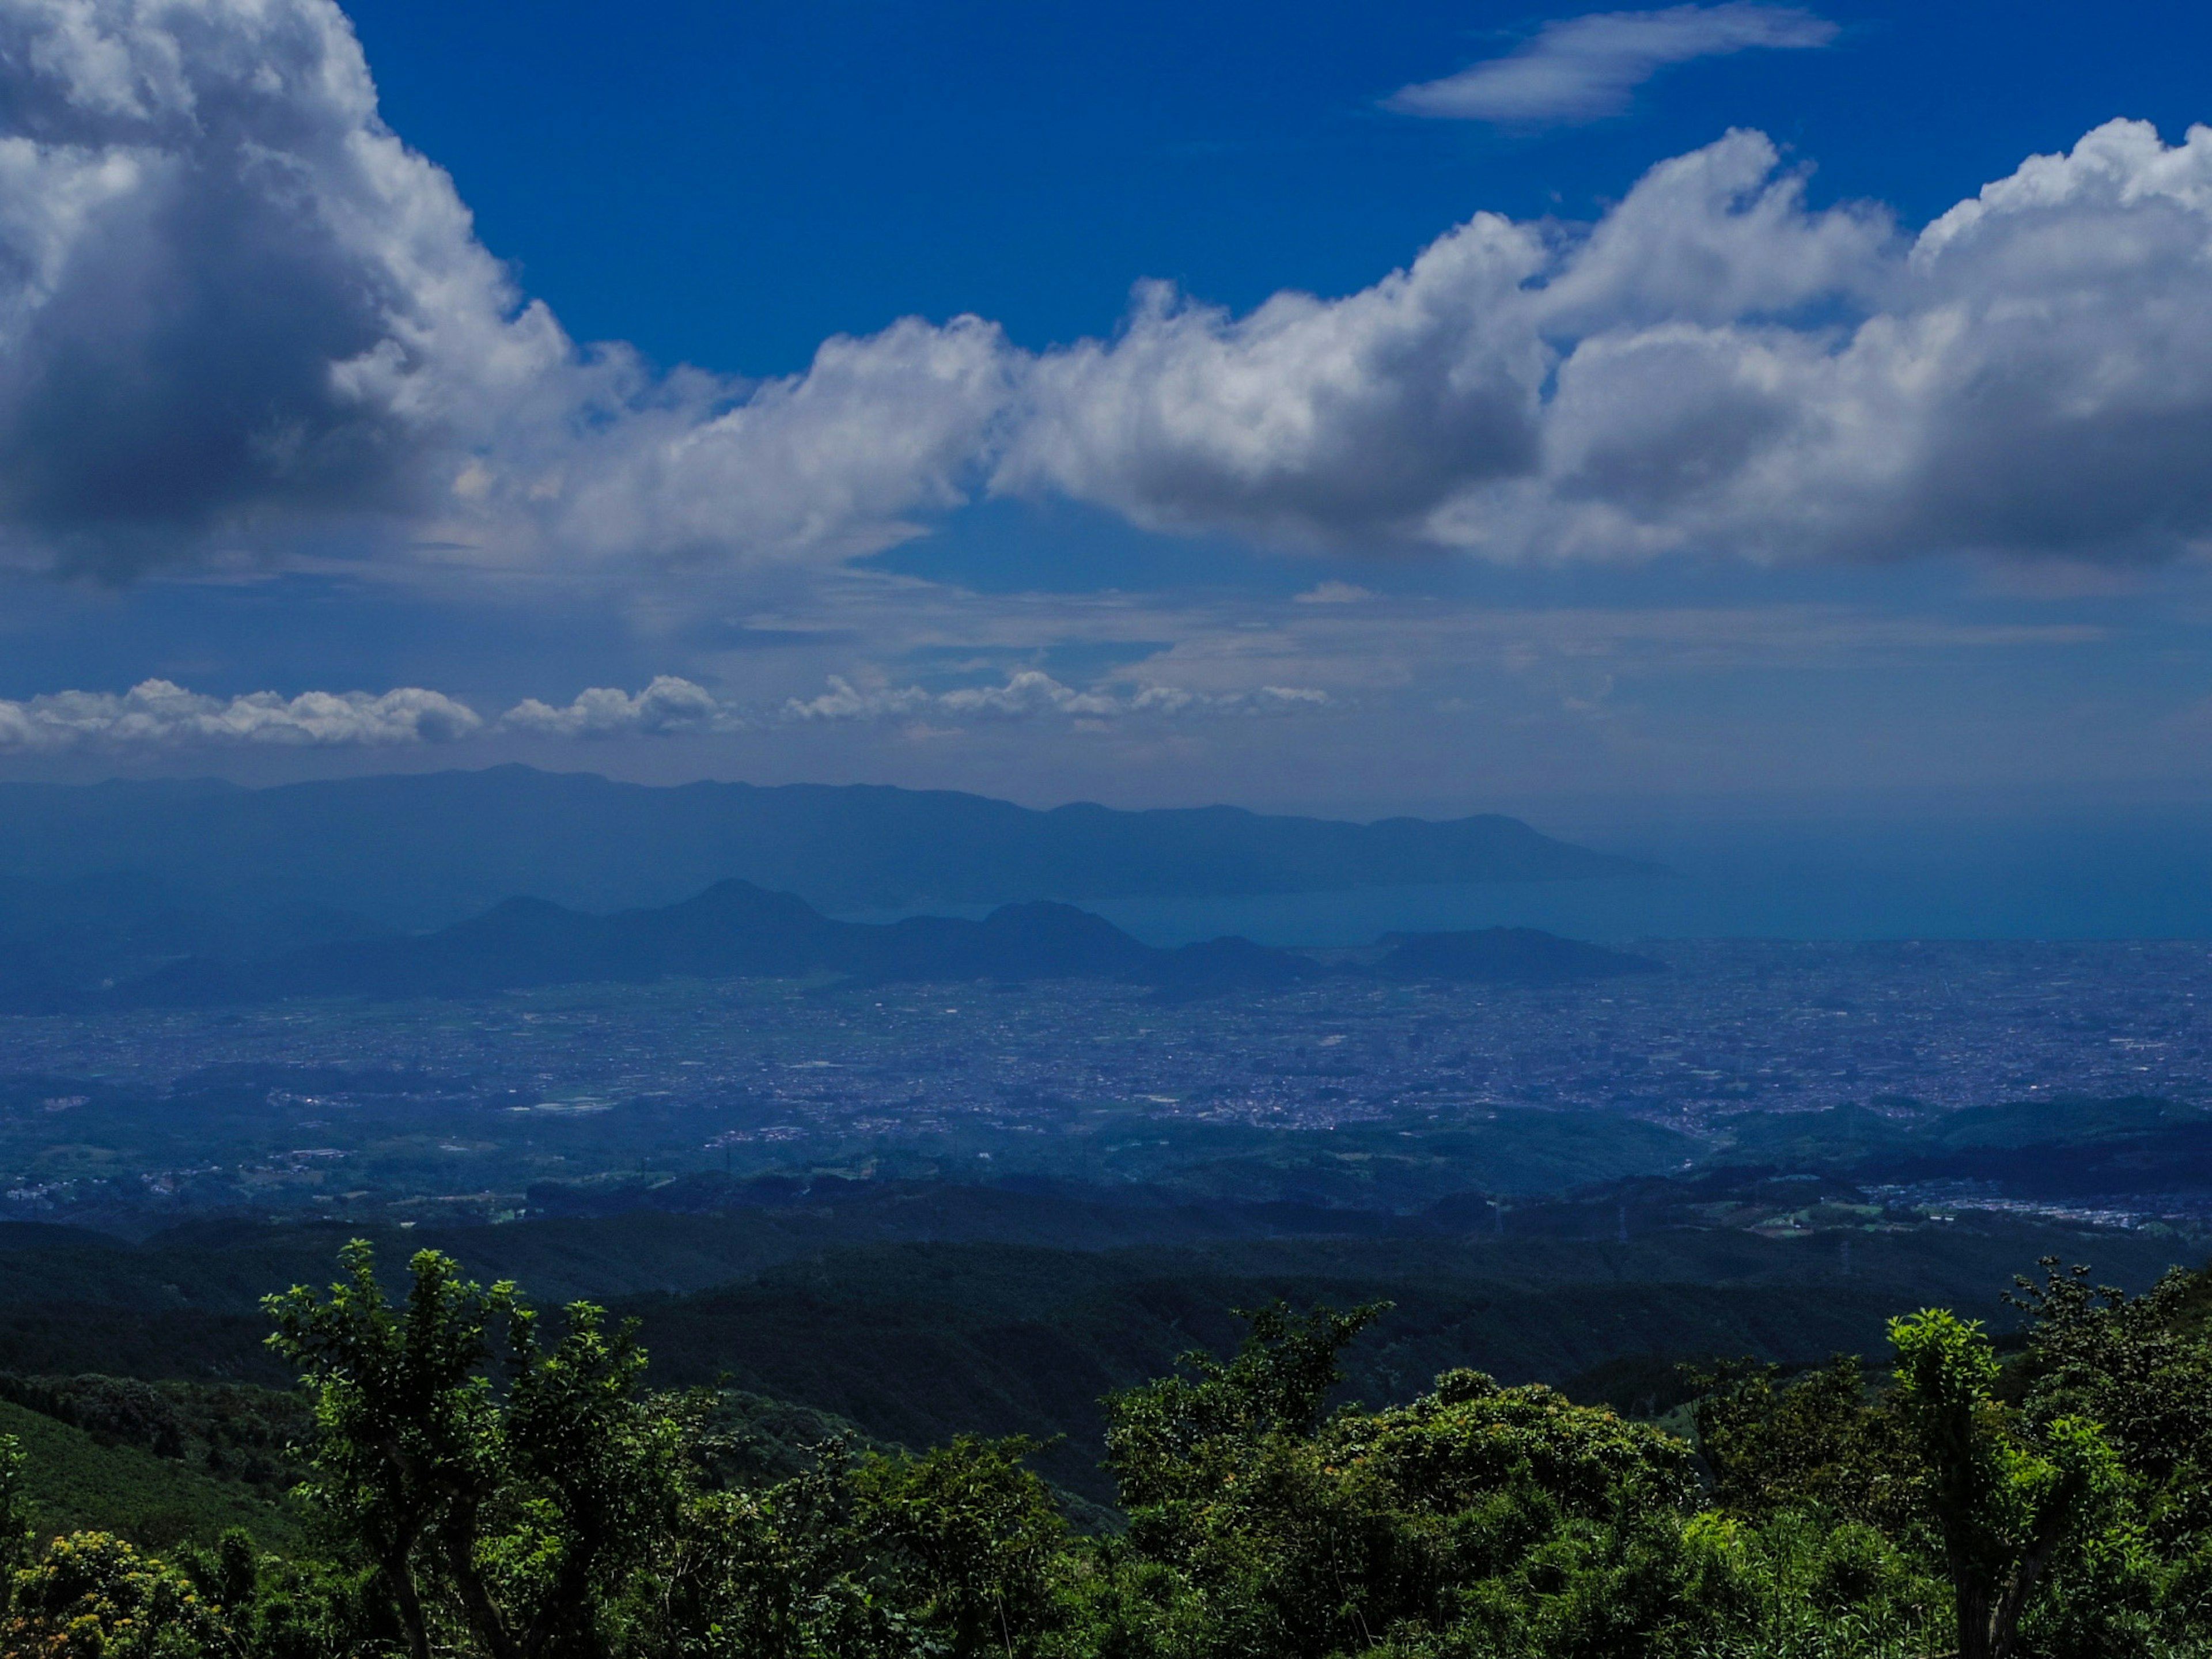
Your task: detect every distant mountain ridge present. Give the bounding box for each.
[111,880,1319,1006]
[96,882,1663,1009]
[0,766,1650,929]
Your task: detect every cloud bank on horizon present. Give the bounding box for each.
[0,671,1335,752]
[2,0,2211,597]
[0,680,484,752]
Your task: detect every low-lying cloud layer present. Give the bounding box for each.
[5,0,2212,581]
[502,677,734,740]
[0,680,482,751]
[0,670,1332,751]
[783,672,1329,724]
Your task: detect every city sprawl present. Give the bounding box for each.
[0,938,2205,1232]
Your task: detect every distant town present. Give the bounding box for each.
[2,937,2205,1231]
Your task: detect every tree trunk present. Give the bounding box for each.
[520,1556,609,1659]
[1953,1577,1994,1659]
[446,1499,520,1659]
[384,1547,433,1659]
[1987,1530,2065,1659]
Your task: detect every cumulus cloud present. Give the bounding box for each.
[1,0,2211,581]
[997,127,1888,552]
[1385,5,1837,126]
[0,679,481,751]
[782,672,1330,723]
[0,0,564,574]
[0,669,1333,749]
[997,243,1552,543]
[499,676,734,738]
[507,317,1017,570]
[1005,120,2212,566]
[0,0,1012,578]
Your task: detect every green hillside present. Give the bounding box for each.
[0,1397,299,1552]
[614,1226,2207,1501]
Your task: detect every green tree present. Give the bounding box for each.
[1096,1302,1707,1659]
[491,1300,695,1658]
[1103,1300,1388,1531]
[1887,1308,2119,1659]
[2002,1257,2212,1654]
[266,1243,511,1659]
[851,1435,1070,1659]
[2006,1256,2212,1499]
[1690,1356,1918,1534]
[633,1444,934,1659]
[172,1527,387,1659]
[4,1529,224,1657]
[69,1242,2178,1659]
[266,1243,691,1659]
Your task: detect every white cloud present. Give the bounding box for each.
[0,0,2210,585]
[0,675,728,750]
[500,676,734,738]
[779,677,934,724]
[782,671,1331,724]
[0,679,482,751]
[0,0,1014,578]
[1007,120,2212,567]
[995,230,1553,544]
[0,0,569,575]
[0,668,1332,748]
[1386,5,1837,126]
[1245,685,1331,710]
[939,670,1123,718]
[998,127,1887,552]
[464,315,1018,571]
[1514,119,2212,564]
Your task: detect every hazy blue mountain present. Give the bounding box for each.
[0,766,1648,929]
[106,880,1329,1006]
[91,880,1680,1009]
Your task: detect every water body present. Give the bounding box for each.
[849,809,2212,946]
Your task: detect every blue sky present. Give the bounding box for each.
[0,0,2209,828]
[341,1,2212,374]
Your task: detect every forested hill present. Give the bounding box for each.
[105,882,1327,1006]
[0,766,1647,927]
[90,880,1661,1009]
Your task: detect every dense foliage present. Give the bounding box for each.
[0,1246,2205,1658]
